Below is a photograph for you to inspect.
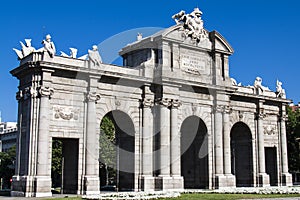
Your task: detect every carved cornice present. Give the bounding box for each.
[171,99,182,109]
[86,92,100,103]
[142,98,154,108]
[39,86,54,98]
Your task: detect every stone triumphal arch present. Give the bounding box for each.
[11,8,292,197]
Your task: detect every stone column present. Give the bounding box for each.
[84,91,101,195]
[223,106,236,187]
[214,106,226,188]
[159,98,171,176]
[170,99,183,190]
[157,98,173,190]
[280,111,293,186]
[141,98,155,191]
[256,106,270,186]
[35,86,54,197]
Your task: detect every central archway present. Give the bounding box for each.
[230,122,253,187]
[180,116,209,189]
[99,110,135,191]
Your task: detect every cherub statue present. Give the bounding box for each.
[276,80,285,98]
[13,39,36,60]
[42,34,56,57]
[88,45,102,66]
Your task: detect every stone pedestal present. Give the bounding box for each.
[141,176,155,191]
[84,176,100,195]
[11,176,35,197]
[34,176,52,197]
[257,173,270,187]
[215,174,236,188]
[172,176,184,191]
[281,173,293,186]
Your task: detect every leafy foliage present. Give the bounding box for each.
[286,106,300,172]
[99,116,117,185]
[51,139,62,188]
[0,145,16,189]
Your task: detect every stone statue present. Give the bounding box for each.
[13,39,36,60]
[42,34,56,57]
[172,7,208,42]
[88,45,102,66]
[254,77,270,93]
[60,48,78,58]
[230,78,242,86]
[276,80,285,98]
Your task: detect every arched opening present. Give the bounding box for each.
[99,110,135,191]
[180,116,209,189]
[230,122,253,187]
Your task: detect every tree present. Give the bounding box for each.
[286,106,300,173]
[99,116,116,186]
[51,139,62,188]
[0,145,16,189]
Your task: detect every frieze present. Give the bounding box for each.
[53,106,79,121]
[264,125,277,135]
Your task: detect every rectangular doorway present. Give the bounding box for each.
[52,138,79,194]
[265,147,278,186]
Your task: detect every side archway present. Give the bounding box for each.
[99,110,135,191]
[230,122,254,187]
[180,116,209,189]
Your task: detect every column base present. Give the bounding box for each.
[257,173,270,187]
[215,174,236,189]
[84,176,100,195]
[281,173,293,186]
[11,175,34,197]
[172,176,184,191]
[34,176,52,197]
[140,176,155,191]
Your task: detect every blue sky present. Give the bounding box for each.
[0,0,299,121]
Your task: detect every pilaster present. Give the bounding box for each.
[279,107,293,186]
[256,102,270,187]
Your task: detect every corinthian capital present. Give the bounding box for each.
[39,86,54,98]
[158,98,172,108]
[142,98,154,108]
[280,114,288,122]
[86,92,100,103]
[171,99,182,109]
[224,106,233,114]
[214,105,224,113]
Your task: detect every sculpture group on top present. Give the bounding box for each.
[172,7,208,43]
[13,34,102,66]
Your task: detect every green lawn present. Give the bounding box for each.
[45,193,300,200]
[160,193,300,200]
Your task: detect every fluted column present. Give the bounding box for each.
[85,92,100,176]
[170,99,181,176]
[37,86,54,176]
[159,98,171,176]
[142,99,154,176]
[214,106,224,175]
